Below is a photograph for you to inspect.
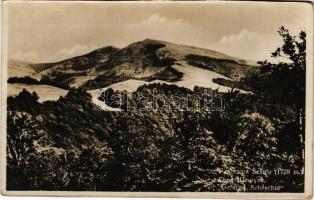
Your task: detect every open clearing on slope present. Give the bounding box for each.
[95,62,247,93]
[171,62,235,92]
[87,89,122,111]
[7,83,118,111]
[8,63,41,81]
[8,83,68,103]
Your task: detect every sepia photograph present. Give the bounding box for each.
[1,1,313,198]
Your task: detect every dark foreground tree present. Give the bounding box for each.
[248,26,306,109]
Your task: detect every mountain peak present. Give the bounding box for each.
[90,46,119,54]
[142,38,166,43]
[129,38,168,47]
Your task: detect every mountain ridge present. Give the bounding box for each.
[8,39,259,91]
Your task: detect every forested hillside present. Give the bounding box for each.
[7,27,305,192]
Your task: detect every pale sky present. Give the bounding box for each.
[5,1,313,63]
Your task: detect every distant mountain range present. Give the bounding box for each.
[8,39,258,104]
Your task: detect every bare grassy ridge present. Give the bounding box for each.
[8,39,256,91]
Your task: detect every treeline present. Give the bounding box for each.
[8,76,41,85]
[8,70,88,90]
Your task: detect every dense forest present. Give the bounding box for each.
[7,27,305,192]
